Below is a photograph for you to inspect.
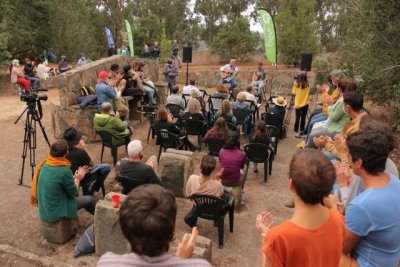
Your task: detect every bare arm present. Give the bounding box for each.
[343,228,361,254]
[262,253,274,267]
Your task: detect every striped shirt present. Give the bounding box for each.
[97,252,211,267]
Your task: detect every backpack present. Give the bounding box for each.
[80,85,96,96]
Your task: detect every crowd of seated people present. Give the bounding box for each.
[28,59,400,267]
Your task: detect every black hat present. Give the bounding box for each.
[110,64,120,71]
[63,127,82,146]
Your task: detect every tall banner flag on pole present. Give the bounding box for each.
[125,19,134,57]
[258,9,277,65]
[103,26,115,48]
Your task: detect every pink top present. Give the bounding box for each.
[185,175,224,197]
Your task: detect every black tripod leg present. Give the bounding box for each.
[35,110,50,147]
[18,114,31,185]
[37,119,50,147]
[29,118,37,179]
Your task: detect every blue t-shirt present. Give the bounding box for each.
[95,82,116,112]
[346,175,400,267]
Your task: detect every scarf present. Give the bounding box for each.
[30,155,71,206]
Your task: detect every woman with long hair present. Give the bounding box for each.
[204,117,230,141]
[249,120,270,173]
[183,98,204,121]
[292,74,311,134]
[216,99,237,125]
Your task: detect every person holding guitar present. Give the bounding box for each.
[219,59,239,91]
[251,62,267,99]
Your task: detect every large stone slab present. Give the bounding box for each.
[51,101,99,142]
[41,218,78,244]
[159,149,194,198]
[95,192,129,256]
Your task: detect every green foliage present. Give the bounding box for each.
[211,17,259,62]
[275,0,319,65]
[337,0,400,129]
[160,28,172,64]
[48,0,104,61]
[133,14,163,54]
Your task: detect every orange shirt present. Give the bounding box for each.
[263,209,345,267]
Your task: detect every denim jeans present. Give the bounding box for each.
[304,114,328,142]
[91,163,111,186]
[26,76,41,89]
[220,78,237,91]
[143,85,156,105]
[76,195,96,214]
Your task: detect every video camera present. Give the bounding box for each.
[20,92,48,103]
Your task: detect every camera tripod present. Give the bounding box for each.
[14,99,50,187]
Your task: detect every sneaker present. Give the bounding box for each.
[295,132,302,138]
[284,199,295,208]
[296,141,306,149]
[240,191,247,205]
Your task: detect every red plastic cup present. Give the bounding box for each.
[112,195,120,208]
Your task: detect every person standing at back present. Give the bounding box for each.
[292,74,310,134]
[172,39,181,68]
[163,58,179,92]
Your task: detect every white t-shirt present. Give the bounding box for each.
[36,64,51,80]
[243,91,256,103]
[182,84,201,97]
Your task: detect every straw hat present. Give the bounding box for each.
[272,96,287,107]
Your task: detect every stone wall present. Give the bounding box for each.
[45,56,160,141]
[43,56,159,107]
[176,68,315,96]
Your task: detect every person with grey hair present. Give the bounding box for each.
[119,140,161,186]
[77,53,88,67]
[10,59,30,91]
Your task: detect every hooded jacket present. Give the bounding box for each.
[93,113,129,138]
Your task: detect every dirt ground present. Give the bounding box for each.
[0,67,398,267]
[0,83,301,267]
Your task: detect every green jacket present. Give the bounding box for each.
[37,164,78,222]
[328,98,349,133]
[93,113,130,137]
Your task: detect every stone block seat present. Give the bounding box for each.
[41,218,78,244]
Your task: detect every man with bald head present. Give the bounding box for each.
[219,58,239,91]
[119,140,161,188]
[93,102,130,138]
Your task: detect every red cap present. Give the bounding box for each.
[98,71,109,79]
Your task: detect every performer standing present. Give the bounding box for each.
[219,59,239,91]
[162,57,179,93]
[172,40,181,68]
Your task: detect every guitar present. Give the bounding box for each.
[220,69,233,79]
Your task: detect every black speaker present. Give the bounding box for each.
[300,54,312,71]
[183,46,192,63]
